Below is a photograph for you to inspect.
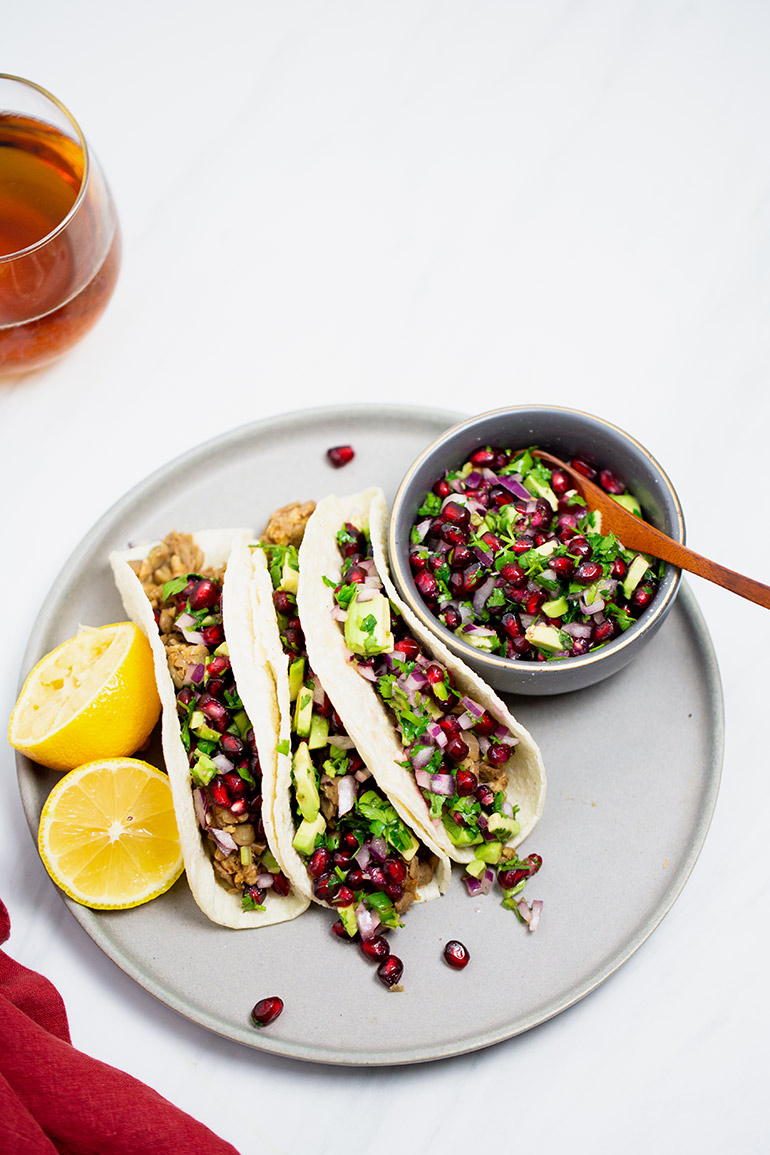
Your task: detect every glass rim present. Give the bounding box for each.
[0,73,91,263]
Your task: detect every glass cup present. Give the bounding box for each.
[0,75,121,377]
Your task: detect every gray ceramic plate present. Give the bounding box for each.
[16,404,724,1066]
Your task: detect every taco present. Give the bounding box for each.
[295,488,547,879]
[226,505,451,942]
[110,530,309,929]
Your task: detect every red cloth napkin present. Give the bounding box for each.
[0,899,241,1155]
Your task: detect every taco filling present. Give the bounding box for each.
[129,532,291,913]
[262,539,441,937]
[329,520,542,909]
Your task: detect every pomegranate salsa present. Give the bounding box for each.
[410,446,663,660]
[130,533,290,913]
[263,540,439,942]
[331,522,542,914]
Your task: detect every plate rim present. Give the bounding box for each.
[15,404,725,1066]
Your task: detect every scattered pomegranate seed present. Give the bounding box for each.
[443,940,470,969]
[361,935,390,962]
[445,734,470,763]
[251,996,284,1028]
[327,445,355,468]
[433,477,451,497]
[486,742,512,767]
[455,768,478,796]
[414,571,439,601]
[377,954,404,988]
[189,579,218,611]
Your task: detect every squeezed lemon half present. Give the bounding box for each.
[8,622,160,772]
[37,758,184,910]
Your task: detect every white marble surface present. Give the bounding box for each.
[2,3,769,1152]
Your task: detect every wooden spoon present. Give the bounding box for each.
[531,449,770,609]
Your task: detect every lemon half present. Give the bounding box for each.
[9,622,161,772]
[37,758,184,910]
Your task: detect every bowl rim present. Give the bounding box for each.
[387,404,685,682]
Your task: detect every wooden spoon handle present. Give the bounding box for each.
[532,449,770,610]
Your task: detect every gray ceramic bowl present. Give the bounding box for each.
[388,405,685,695]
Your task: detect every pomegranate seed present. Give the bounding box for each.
[367,865,387,890]
[571,636,591,656]
[433,478,451,498]
[500,562,526,587]
[498,866,527,889]
[177,686,194,707]
[209,778,230,807]
[222,771,247,797]
[409,551,428,573]
[377,954,404,988]
[307,848,331,878]
[550,468,570,494]
[632,585,653,609]
[384,858,407,885]
[442,607,462,630]
[481,532,503,552]
[486,742,512,767]
[443,940,470,969]
[568,536,591,560]
[331,918,358,941]
[201,624,225,649]
[282,626,304,652]
[200,696,229,730]
[189,579,218,611]
[445,735,470,763]
[441,501,470,527]
[469,448,497,467]
[599,469,625,494]
[439,713,460,735]
[525,590,545,614]
[229,798,247,816]
[243,884,266,906]
[449,545,473,569]
[527,853,543,874]
[272,589,294,614]
[331,886,355,908]
[439,524,467,547]
[462,563,484,592]
[593,620,616,645]
[414,571,439,601]
[512,536,534,555]
[500,611,523,639]
[313,873,336,901]
[488,485,514,507]
[342,831,359,851]
[361,934,390,962]
[347,565,366,584]
[455,768,478,796]
[570,457,597,481]
[475,783,495,806]
[425,663,446,686]
[327,445,355,468]
[574,561,603,585]
[384,881,404,902]
[611,558,627,580]
[474,711,497,736]
[220,733,245,760]
[393,637,419,662]
[550,555,575,578]
[345,868,366,889]
[251,996,283,1028]
[272,871,291,896]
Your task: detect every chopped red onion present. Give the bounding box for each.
[327,735,355,749]
[472,577,496,616]
[354,843,371,870]
[193,787,210,830]
[411,744,435,770]
[459,696,484,719]
[209,829,238,853]
[529,899,543,932]
[354,662,377,682]
[563,621,592,639]
[495,474,531,501]
[368,837,388,862]
[337,774,357,817]
[356,904,381,941]
[176,612,205,645]
[256,872,275,888]
[480,868,495,895]
[474,545,493,567]
[330,605,348,622]
[212,753,234,774]
[353,586,379,602]
[354,767,372,782]
[464,873,483,897]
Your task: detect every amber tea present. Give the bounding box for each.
[0,77,120,376]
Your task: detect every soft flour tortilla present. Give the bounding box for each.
[297,489,547,865]
[110,530,309,929]
[227,537,451,906]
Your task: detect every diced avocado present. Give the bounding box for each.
[344,590,394,656]
[398,827,419,862]
[612,492,642,517]
[465,858,487,879]
[442,814,484,847]
[292,812,326,856]
[525,622,569,652]
[456,628,498,654]
[262,849,281,873]
[292,740,320,821]
[524,474,558,511]
[281,557,299,593]
[623,553,650,599]
[487,811,521,842]
[336,904,359,936]
[293,684,314,737]
[474,840,503,864]
[288,657,305,702]
[189,751,217,786]
[533,537,559,558]
[213,642,230,657]
[307,711,330,750]
[542,595,568,618]
[189,712,222,742]
[585,509,603,533]
[232,709,251,736]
